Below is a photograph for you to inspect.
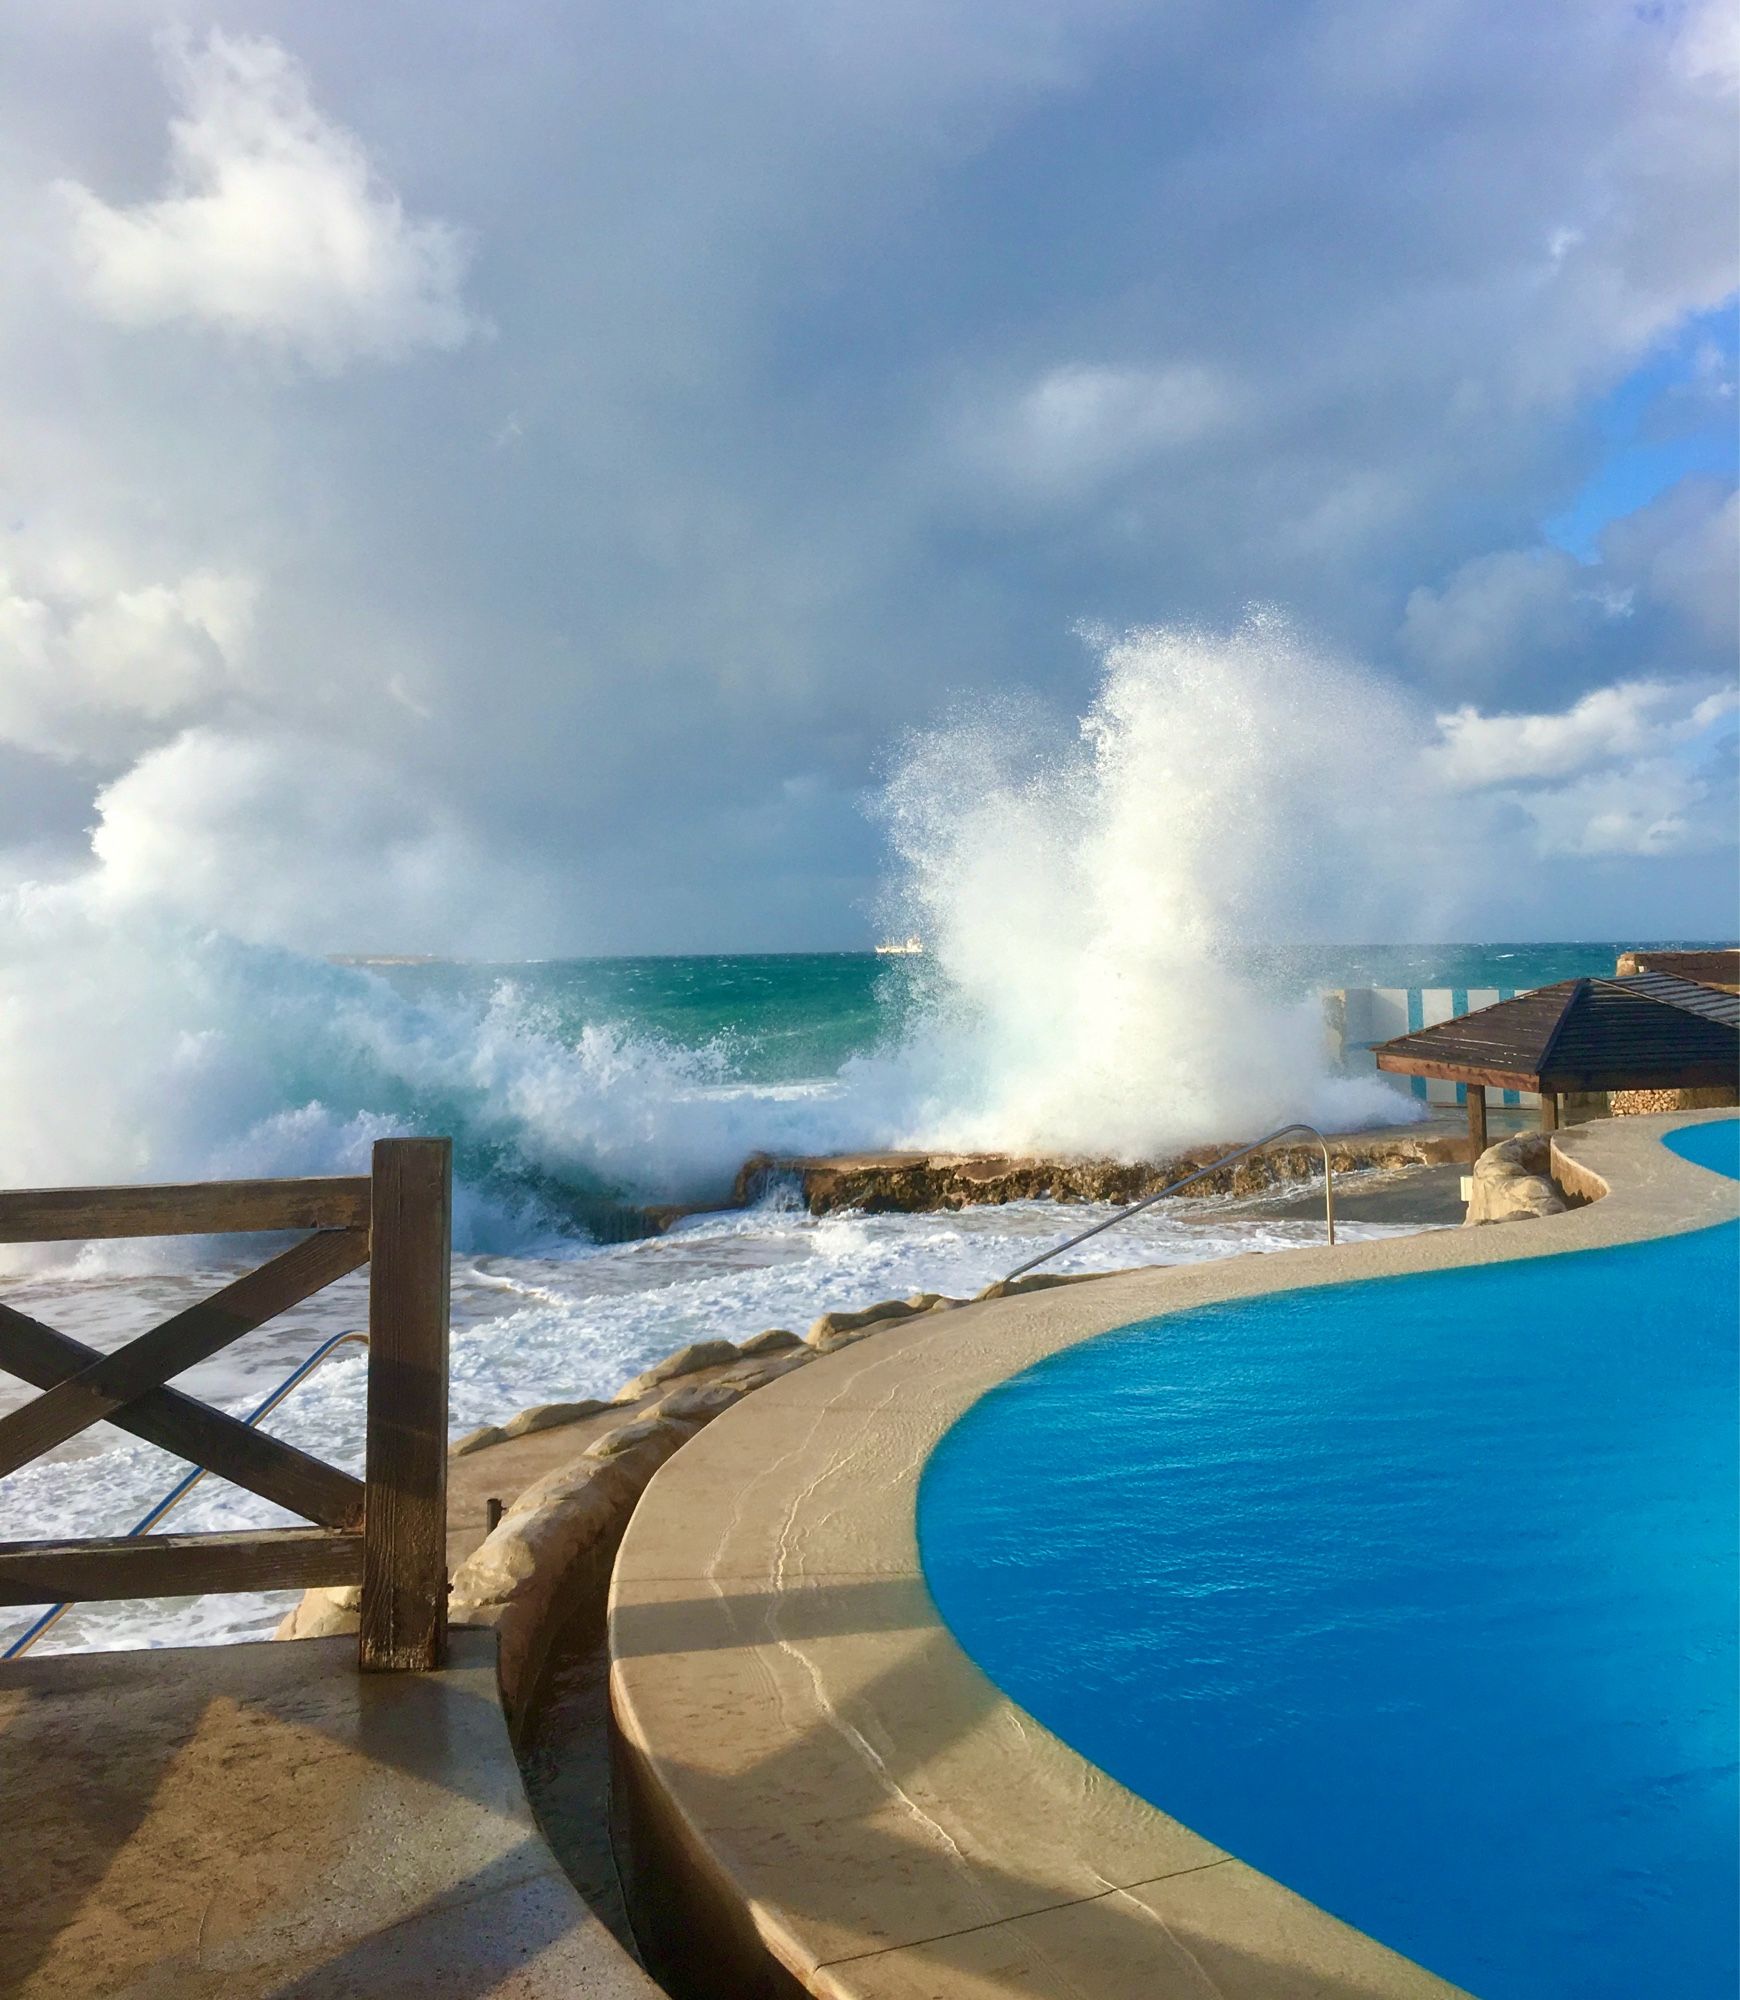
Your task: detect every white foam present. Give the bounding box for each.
[0,1185,1435,1657]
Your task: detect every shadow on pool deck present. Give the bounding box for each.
[0,1628,662,1999]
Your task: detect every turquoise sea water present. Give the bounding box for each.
[918,1123,1740,1999]
[372,940,1708,1089]
[373,948,907,1086]
[301,937,1726,1241]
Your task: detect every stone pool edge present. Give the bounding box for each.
[606,1111,1738,2000]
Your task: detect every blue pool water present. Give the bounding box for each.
[1663,1115,1740,1179]
[918,1122,1740,1999]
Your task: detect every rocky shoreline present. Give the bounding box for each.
[720,1127,1469,1218]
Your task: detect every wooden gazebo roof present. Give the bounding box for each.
[1373,973,1740,1095]
[1616,947,1739,990]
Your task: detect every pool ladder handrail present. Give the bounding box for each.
[998,1122,1338,1287]
[2,1328,369,1661]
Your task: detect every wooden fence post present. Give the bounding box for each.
[360,1138,451,1671]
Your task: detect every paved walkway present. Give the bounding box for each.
[0,1629,662,1998]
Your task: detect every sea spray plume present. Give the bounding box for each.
[874,614,1455,1158]
[0,887,891,1268]
[0,615,1460,1250]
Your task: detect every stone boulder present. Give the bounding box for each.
[737,1328,802,1356]
[806,1297,927,1352]
[1464,1133,1566,1226]
[613,1339,740,1402]
[714,1349,816,1392]
[974,1268,1133,1303]
[497,1397,611,1441]
[586,1413,694,1459]
[449,1421,697,1709]
[273,1583,360,1641]
[655,1378,747,1423]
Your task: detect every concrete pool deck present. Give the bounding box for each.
[606,1111,1738,1999]
[0,1628,663,1999]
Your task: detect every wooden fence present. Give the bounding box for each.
[0,1137,451,1672]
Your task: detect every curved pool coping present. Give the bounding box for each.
[606,1112,1738,1999]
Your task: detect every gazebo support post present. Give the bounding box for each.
[1538,1092,1559,1133]
[1466,1085,1488,1161]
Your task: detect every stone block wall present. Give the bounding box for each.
[1607,1085,1738,1116]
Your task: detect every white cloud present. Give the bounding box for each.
[1673,0,1740,91]
[1520,759,1706,858]
[1400,548,1628,690]
[0,556,256,761]
[0,0,1732,947]
[1426,678,1732,788]
[86,726,535,952]
[960,361,1238,501]
[1618,484,1739,650]
[58,31,479,369]
[1425,675,1737,859]
[1401,476,1738,707]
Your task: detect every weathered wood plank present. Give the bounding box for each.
[0,1177,370,1245]
[0,1304,364,1530]
[0,1230,368,1479]
[0,1528,363,1606]
[1376,1051,1736,1091]
[360,1138,451,1672]
[1376,1055,1542,1091]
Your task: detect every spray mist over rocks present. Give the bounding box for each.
[0,889,881,1267]
[0,616,1462,1257]
[876,614,1464,1158]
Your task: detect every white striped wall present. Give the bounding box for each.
[1332,988,1538,1108]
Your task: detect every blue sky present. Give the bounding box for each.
[0,1,1733,952]
[1549,306,1738,558]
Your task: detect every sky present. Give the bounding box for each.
[0,0,1735,954]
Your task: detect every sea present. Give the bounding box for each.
[0,938,1708,1656]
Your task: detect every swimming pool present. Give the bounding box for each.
[918,1121,1739,1999]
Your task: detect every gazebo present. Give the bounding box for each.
[1616,946,1740,991]
[1372,972,1740,1155]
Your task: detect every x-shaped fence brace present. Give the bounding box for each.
[0,1141,451,1670]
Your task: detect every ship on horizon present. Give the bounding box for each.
[874,935,926,956]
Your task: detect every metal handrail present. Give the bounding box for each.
[998,1122,1338,1287]
[2,1328,369,1661]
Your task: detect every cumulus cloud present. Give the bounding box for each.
[1400,549,1629,693]
[1520,760,1709,859]
[58,31,479,368]
[0,555,255,761]
[1605,480,1739,652]
[0,0,1732,948]
[1425,676,1737,859]
[86,727,538,953]
[957,362,1239,502]
[1401,477,1738,704]
[1427,679,1734,789]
